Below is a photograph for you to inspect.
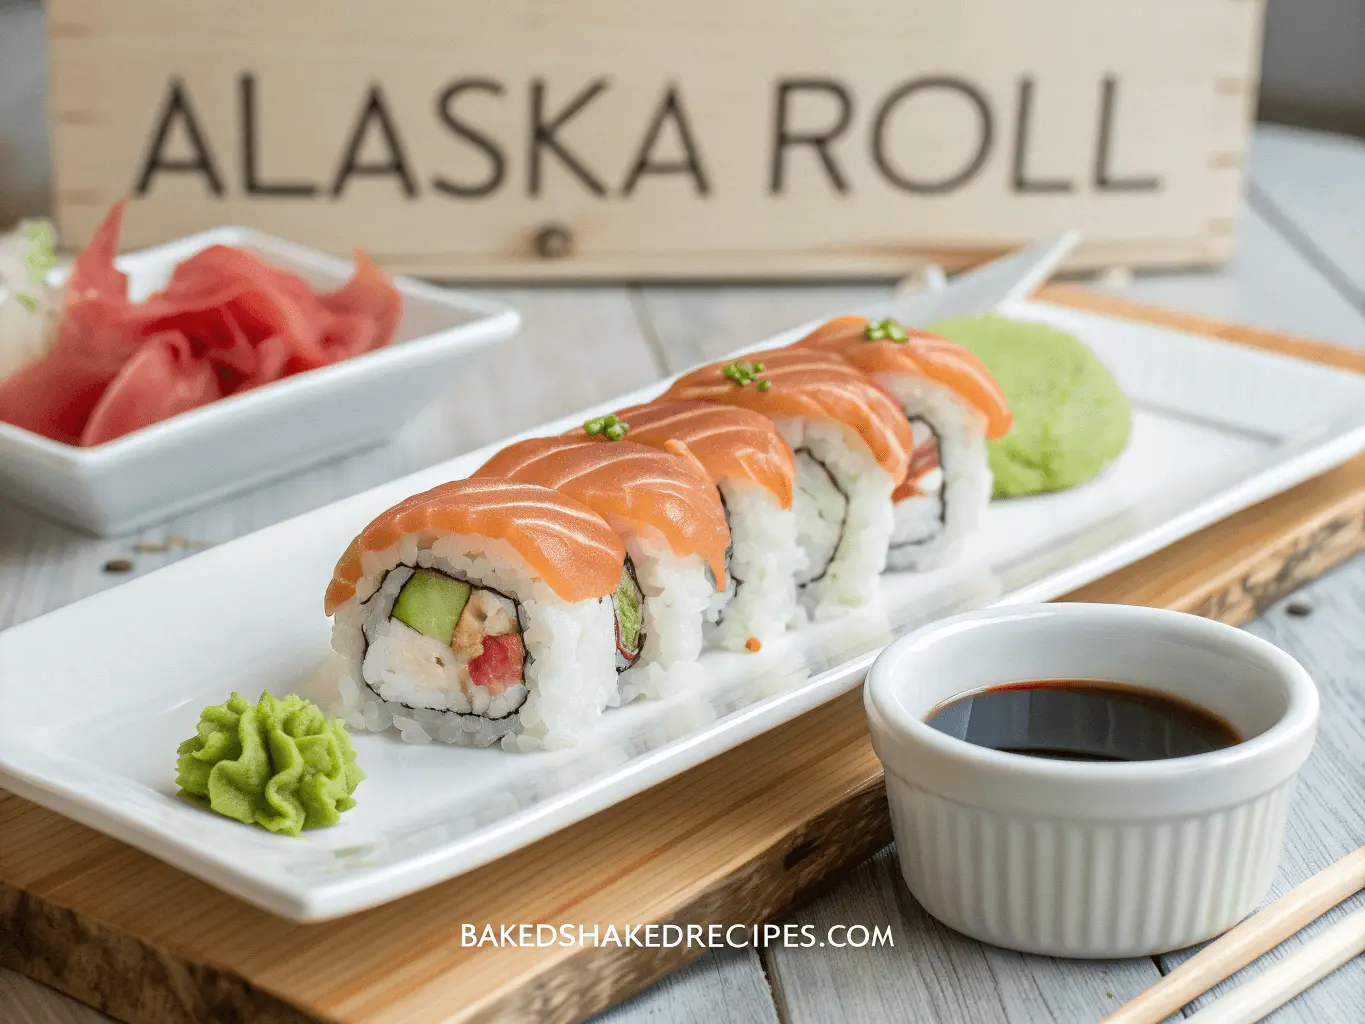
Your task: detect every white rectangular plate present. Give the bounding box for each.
[4,290,1365,922]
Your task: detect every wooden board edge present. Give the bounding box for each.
[0,887,318,1024]
[0,761,894,1024]
[1066,456,1365,623]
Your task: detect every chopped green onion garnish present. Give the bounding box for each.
[14,293,38,313]
[864,318,910,343]
[585,413,629,439]
[722,360,771,390]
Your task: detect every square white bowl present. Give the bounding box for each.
[0,227,519,536]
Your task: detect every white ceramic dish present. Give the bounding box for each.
[0,228,519,535]
[3,264,1365,921]
[864,603,1320,957]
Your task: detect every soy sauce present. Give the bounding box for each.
[925,680,1241,762]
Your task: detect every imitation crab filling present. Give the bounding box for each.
[612,557,645,672]
[359,566,528,720]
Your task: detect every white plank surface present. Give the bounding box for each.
[0,971,107,1024]
[635,283,892,372]
[1156,571,1365,1022]
[1251,125,1365,307]
[598,950,780,1024]
[1082,204,1365,349]
[765,847,1161,1024]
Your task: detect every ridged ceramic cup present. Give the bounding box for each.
[864,603,1319,958]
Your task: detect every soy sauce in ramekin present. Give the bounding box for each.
[925,680,1241,762]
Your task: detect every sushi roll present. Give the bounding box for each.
[474,433,730,700]
[593,400,804,651]
[664,348,913,619]
[325,478,627,750]
[795,316,1012,571]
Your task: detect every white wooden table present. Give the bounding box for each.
[3,4,1365,1017]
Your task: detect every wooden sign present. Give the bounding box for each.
[47,1,1264,279]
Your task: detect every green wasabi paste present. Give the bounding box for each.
[928,314,1132,497]
[175,691,365,837]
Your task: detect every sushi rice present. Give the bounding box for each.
[705,481,806,649]
[880,378,993,571]
[780,417,896,619]
[616,530,715,702]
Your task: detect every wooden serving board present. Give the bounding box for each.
[4,290,1365,1024]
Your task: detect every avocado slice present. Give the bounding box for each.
[612,564,644,655]
[391,569,472,645]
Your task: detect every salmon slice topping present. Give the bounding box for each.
[795,316,1013,439]
[588,400,796,510]
[473,435,730,589]
[324,478,625,614]
[663,347,913,483]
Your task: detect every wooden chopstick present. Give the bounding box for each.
[1183,907,1365,1024]
[1102,846,1365,1024]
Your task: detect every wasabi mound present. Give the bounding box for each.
[928,314,1131,497]
[175,691,365,837]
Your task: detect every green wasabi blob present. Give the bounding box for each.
[175,691,365,837]
[928,314,1132,497]
[392,568,471,645]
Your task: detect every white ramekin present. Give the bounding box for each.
[864,603,1319,958]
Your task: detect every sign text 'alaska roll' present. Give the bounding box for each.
[47,0,1265,278]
